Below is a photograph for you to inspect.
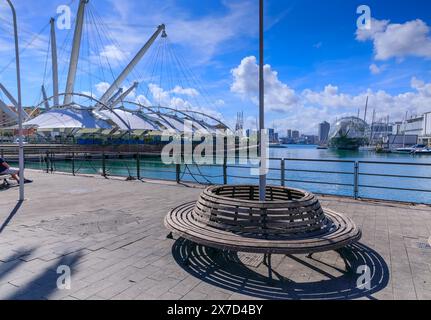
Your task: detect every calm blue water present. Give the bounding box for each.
[19,145,431,204]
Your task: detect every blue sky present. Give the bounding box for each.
[1,0,431,134]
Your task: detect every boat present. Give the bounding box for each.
[412,147,431,155]
[394,144,426,154]
[316,145,328,150]
[359,146,375,151]
[269,143,288,149]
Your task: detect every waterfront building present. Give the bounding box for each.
[370,122,394,143]
[329,117,369,150]
[318,121,330,144]
[292,130,300,140]
[268,128,279,143]
[0,107,14,128]
[397,112,431,146]
[301,135,318,145]
[287,129,292,139]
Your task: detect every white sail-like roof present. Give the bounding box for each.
[96,109,160,131]
[23,108,112,129]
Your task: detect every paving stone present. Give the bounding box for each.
[0,171,430,300]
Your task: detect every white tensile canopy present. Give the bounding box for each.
[23,108,112,129]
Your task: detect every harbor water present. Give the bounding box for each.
[16,145,431,205]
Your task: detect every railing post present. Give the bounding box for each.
[50,151,54,173]
[281,158,285,187]
[72,152,75,176]
[102,151,106,177]
[354,161,359,200]
[136,152,141,180]
[223,136,228,185]
[223,160,228,185]
[176,163,181,183]
[45,151,49,173]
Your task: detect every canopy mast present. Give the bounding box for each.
[97,24,166,107]
[110,82,139,109]
[0,83,18,107]
[50,18,59,107]
[64,0,88,105]
[41,85,50,110]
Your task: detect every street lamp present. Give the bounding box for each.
[6,0,24,201]
[259,0,266,201]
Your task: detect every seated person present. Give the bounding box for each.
[0,157,32,184]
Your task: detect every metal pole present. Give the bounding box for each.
[72,152,75,176]
[50,17,59,107]
[280,159,285,187]
[223,136,228,185]
[98,24,166,107]
[6,0,24,201]
[259,0,266,201]
[64,0,88,105]
[354,161,359,200]
[136,152,140,180]
[176,163,181,184]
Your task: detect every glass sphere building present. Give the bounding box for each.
[329,117,370,150]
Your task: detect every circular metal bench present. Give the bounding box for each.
[165,185,361,280]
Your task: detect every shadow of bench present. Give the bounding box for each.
[165,185,362,282]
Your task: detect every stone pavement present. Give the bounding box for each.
[0,171,430,300]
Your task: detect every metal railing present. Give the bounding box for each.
[3,148,431,205]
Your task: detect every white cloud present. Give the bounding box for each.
[95,82,111,95]
[215,99,226,107]
[369,63,383,75]
[171,86,199,97]
[99,45,129,66]
[231,56,298,113]
[136,94,152,106]
[231,56,431,133]
[356,19,431,61]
